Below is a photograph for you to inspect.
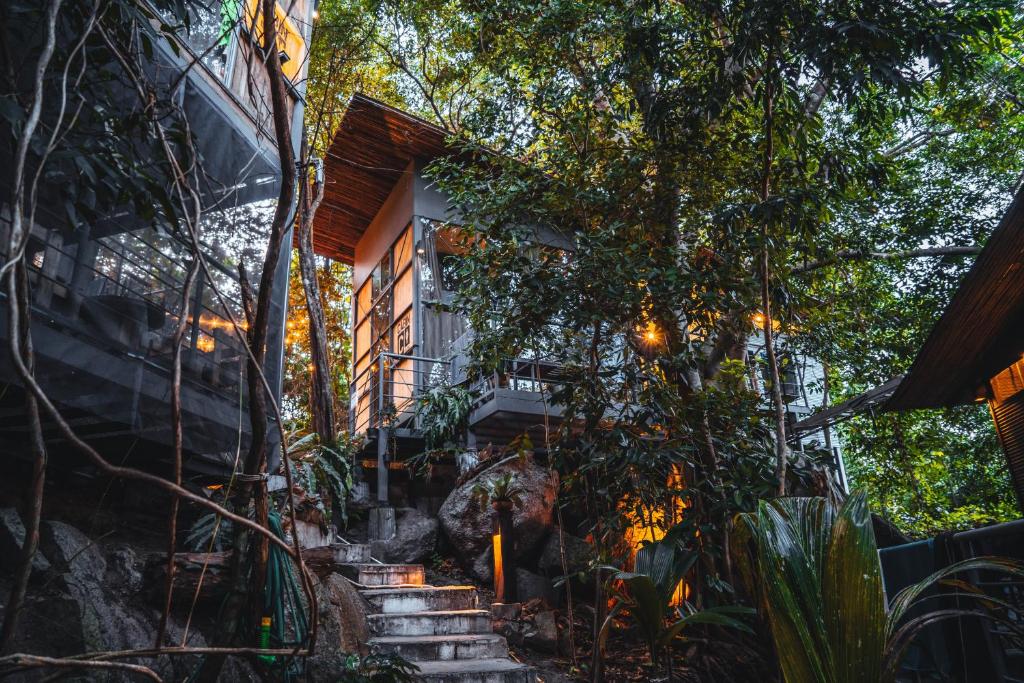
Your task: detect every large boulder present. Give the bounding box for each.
[307,572,373,680]
[538,527,593,576]
[438,455,558,580]
[370,507,438,564]
[0,507,50,575]
[6,519,257,682]
[516,568,554,604]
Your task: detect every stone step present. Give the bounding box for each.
[415,659,534,683]
[368,633,508,661]
[367,609,491,637]
[360,585,478,614]
[333,543,372,564]
[357,563,424,587]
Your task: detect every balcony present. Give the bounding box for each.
[349,349,569,460]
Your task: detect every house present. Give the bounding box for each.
[0,1,313,477]
[311,94,844,514]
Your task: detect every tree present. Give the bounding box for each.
[424,0,1006,559]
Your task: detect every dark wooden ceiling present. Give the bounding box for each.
[305,94,450,263]
[888,189,1024,410]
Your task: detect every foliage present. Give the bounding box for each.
[470,472,523,508]
[838,406,1017,536]
[185,512,234,552]
[602,532,754,671]
[733,492,1024,682]
[335,653,419,683]
[285,429,361,527]
[415,383,473,452]
[359,0,1024,588]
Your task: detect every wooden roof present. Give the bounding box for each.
[888,188,1024,410]
[307,94,450,263]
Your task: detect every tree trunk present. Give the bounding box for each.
[297,137,335,443]
[199,4,298,674]
[759,59,789,497]
[156,257,200,648]
[0,264,47,653]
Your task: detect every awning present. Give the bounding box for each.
[794,375,904,433]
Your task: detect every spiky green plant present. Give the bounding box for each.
[733,492,1024,682]
[286,429,359,527]
[470,472,523,508]
[599,532,754,673]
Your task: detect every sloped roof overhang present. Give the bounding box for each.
[306,94,451,263]
[887,188,1024,410]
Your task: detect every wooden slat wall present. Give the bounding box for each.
[990,393,1024,513]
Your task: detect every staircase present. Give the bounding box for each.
[355,563,534,682]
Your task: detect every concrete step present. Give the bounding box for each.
[361,586,478,614]
[368,633,508,661]
[333,543,372,564]
[415,659,534,683]
[367,609,491,637]
[357,563,424,587]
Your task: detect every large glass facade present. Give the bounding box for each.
[352,224,415,431]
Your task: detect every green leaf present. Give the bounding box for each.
[823,491,886,683]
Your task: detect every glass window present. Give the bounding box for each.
[395,224,413,272]
[372,250,392,301]
[356,280,372,326]
[394,268,413,318]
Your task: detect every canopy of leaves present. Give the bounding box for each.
[307,0,1024,542]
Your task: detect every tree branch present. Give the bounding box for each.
[793,245,982,274]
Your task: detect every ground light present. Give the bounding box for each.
[492,501,518,603]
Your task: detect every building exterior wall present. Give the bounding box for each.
[0,1,312,474]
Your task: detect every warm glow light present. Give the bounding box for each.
[620,467,690,605]
[193,314,248,332]
[492,532,505,602]
[196,333,216,353]
[311,9,319,19]
[639,320,660,345]
[752,312,766,327]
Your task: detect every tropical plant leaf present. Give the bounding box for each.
[659,605,756,646]
[750,498,834,683]
[823,490,886,683]
[614,572,665,660]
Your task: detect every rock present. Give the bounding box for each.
[106,544,144,595]
[516,568,554,604]
[526,610,560,653]
[308,572,373,680]
[538,527,593,575]
[294,518,332,549]
[438,455,558,580]
[5,519,257,682]
[0,507,50,575]
[491,602,522,620]
[472,547,494,584]
[370,507,438,564]
[40,520,106,578]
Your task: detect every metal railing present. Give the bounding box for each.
[470,356,570,398]
[951,520,1024,682]
[349,352,452,434]
[12,224,250,394]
